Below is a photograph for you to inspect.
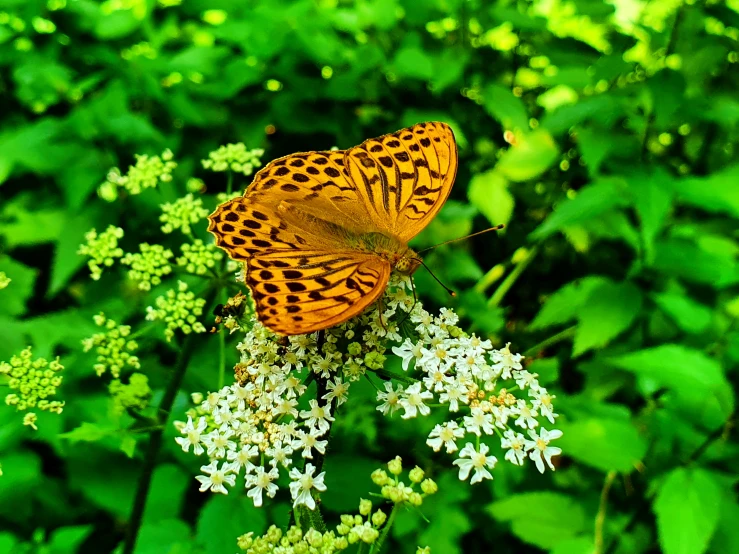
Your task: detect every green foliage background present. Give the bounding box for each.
[1,0,738,553]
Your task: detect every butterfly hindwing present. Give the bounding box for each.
[247,250,391,335]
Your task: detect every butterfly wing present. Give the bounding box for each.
[247,250,390,335]
[344,121,458,242]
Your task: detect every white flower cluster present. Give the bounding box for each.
[175,276,562,509]
[388,302,562,481]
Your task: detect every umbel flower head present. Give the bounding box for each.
[77,225,124,281]
[177,239,223,276]
[81,313,141,377]
[160,193,210,235]
[101,148,177,197]
[0,347,65,429]
[175,276,562,506]
[202,143,264,176]
[121,243,174,291]
[146,281,207,342]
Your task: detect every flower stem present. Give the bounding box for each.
[122,289,218,554]
[487,245,539,307]
[373,367,417,385]
[523,325,577,357]
[594,471,617,554]
[371,503,398,554]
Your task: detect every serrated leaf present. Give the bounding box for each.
[0,256,38,317]
[496,129,559,182]
[653,238,739,289]
[487,492,587,549]
[468,170,514,228]
[573,280,643,356]
[557,417,646,472]
[652,292,712,334]
[529,276,608,330]
[655,468,721,554]
[627,168,673,264]
[531,179,631,240]
[607,345,734,425]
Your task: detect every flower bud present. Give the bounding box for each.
[371,468,389,485]
[421,478,438,495]
[372,510,387,527]
[409,466,425,483]
[388,456,403,475]
[359,499,372,516]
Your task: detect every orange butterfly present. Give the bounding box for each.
[208,122,458,335]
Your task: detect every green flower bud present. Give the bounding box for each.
[160,194,210,235]
[371,510,387,527]
[359,498,372,516]
[371,468,389,486]
[364,351,386,370]
[388,456,403,475]
[421,478,438,495]
[77,226,124,281]
[0,272,11,289]
[146,281,207,342]
[122,243,174,291]
[202,143,264,176]
[409,466,425,483]
[347,342,362,356]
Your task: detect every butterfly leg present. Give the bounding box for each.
[376,294,388,332]
[397,277,418,329]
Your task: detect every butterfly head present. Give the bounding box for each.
[395,253,422,275]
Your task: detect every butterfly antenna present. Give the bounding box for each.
[418,224,505,254]
[415,259,456,297]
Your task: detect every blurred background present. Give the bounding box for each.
[0,0,738,553]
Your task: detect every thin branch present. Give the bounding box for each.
[594,471,617,554]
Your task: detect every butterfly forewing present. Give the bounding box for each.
[345,121,457,242]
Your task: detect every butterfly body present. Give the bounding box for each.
[209,122,457,335]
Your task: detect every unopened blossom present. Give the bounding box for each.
[77,225,124,281]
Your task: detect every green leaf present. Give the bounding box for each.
[0,198,65,247]
[482,83,530,131]
[59,422,116,442]
[527,357,560,385]
[136,519,194,554]
[627,168,674,264]
[576,126,612,176]
[48,525,94,554]
[143,464,190,524]
[467,170,515,228]
[654,468,721,554]
[573,280,643,356]
[196,495,267,554]
[530,179,630,240]
[495,129,559,182]
[529,276,608,330]
[0,256,38,317]
[0,534,18,554]
[674,164,739,218]
[652,292,712,334]
[94,8,141,40]
[607,345,734,425]
[711,497,739,554]
[653,238,739,289]
[557,417,647,472]
[393,47,433,80]
[487,492,588,549]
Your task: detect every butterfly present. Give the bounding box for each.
[207,122,458,335]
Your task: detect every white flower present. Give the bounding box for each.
[463,407,495,436]
[245,466,279,507]
[273,396,299,418]
[202,427,236,459]
[453,442,497,484]
[175,416,207,455]
[376,381,404,415]
[501,430,527,466]
[392,339,423,371]
[491,342,523,379]
[266,439,294,469]
[427,421,465,453]
[530,389,557,424]
[438,380,468,412]
[292,429,328,459]
[400,382,433,419]
[322,377,350,406]
[226,444,259,469]
[299,399,334,434]
[289,463,327,510]
[423,366,453,392]
[524,428,563,473]
[195,461,236,494]
[514,369,541,391]
[513,399,538,429]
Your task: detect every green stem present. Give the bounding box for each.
[372,367,418,385]
[523,325,577,357]
[226,170,234,195]
[122,289,218,554]
[594,471,617,554]
[372,504,399,554]
[488,246,539,307]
